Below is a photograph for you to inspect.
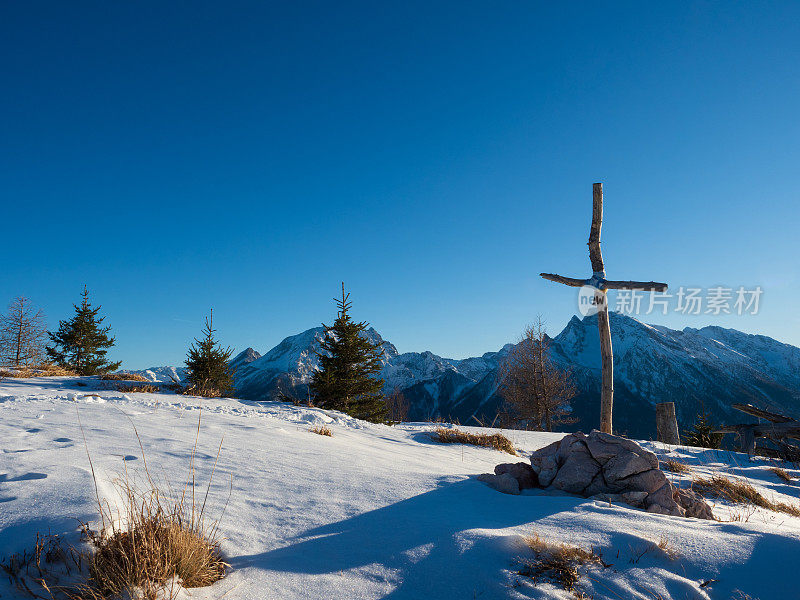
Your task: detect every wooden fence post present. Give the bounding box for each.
[656,402,680,445]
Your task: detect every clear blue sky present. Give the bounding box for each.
[2,1,799,368]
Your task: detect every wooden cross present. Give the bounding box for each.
[540,183,668,435]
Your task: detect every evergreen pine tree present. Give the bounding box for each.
[683,410,724,449]
[310,284,387,422]
[46,286,121,375]
[184,309,234,398]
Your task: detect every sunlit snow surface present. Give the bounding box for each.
[2,376,799,599]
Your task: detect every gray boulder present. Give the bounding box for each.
[674,487,715,520]
[476,472,520,495]
[495,462,538,489]
[525,430,713,520]
[550,442,602,495]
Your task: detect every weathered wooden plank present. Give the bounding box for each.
[588,183,605,274]
[540,273,667,292]
[717,423,800,454]
[539,273,587,287]
[731,403,794,423]
[597,294,614,434]
[603,280,668,292]
[714,424,800,436]
[751,424,800,437]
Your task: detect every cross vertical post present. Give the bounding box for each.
[540,183,668,435]
[588,183,614,434]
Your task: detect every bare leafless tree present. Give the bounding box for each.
[0,297,48,367]
[497,317,577,431]
[385,388,410,423]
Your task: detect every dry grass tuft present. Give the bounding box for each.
[0,532,83,598]
[81,415,229,599]
[0,412,230,599]
[628,534,680,564]
[662,458,692,474]
[309,425,332,437]
[84,493,227,598]
[115,383,162,394]
[433,427,516,455]
[656,534,680,560]
[769,466,793,484]
[99,372,149,382]
[694,474,800,517]
[519,533,603,594]
[181,385,228,399]
[0,363,78,378]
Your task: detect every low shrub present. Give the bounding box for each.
[433,427,516,455]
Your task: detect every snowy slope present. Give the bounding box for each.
[2,377,800,599]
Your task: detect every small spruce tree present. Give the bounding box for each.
[46,286,121,375]
[683,410,724,449]
[310,284,387,422]
[184,310,234,398]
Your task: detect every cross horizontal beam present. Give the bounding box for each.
[540,272,668,292]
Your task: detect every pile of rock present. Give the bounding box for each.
[477,430,713,520]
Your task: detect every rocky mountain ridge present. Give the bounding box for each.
[135,314,800,438]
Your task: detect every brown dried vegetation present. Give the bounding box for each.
[0,363,78,378]
[518,533,603,595]
[662,458,692,474]
[115,383,162,394]
[769,466,793,484]
[693,474,800,517]
[99,372,149,382]
[309,425,333,437]
[433,427,516,455]
[0,413,229,599]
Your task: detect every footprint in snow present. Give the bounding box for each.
[54,438,72,443]
[0,472,48,483]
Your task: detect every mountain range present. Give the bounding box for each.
[136,313,800,439]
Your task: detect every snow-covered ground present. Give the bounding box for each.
[2,377,799,599]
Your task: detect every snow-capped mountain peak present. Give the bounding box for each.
[129,313,800,438]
